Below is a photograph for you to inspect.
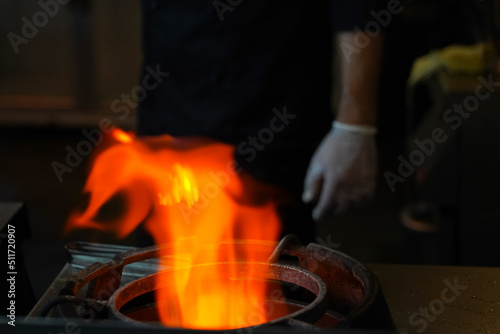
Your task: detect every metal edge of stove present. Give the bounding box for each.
[24,240,155,320]
[3,318,399,334]
[66,241,161,283]
[312,244,395,331]
[26,263,73,318]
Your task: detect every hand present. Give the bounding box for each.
[302,124,377,220]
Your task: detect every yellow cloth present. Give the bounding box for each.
[408,43,494,85]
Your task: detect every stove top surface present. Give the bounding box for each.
[1,201,498,334]
[17,243,500,334]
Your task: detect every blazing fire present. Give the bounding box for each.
[66,129,283,329]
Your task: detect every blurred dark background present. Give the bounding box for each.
[1,0,500,303]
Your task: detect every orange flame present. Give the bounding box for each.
[66,130,283,329]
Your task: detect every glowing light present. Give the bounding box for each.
[113,129,133,143]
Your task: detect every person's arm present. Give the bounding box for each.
[335,32,383,125]
[302,31,383,220]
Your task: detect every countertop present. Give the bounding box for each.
[369,264,499,334]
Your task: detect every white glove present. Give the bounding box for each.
[302,121,377,220]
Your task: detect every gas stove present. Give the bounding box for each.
[25,235,395,332]
[2,202,500,334]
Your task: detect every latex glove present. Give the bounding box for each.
[302,122,377,220]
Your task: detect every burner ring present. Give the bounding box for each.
[108,262,328,328]
[53,236,395,330]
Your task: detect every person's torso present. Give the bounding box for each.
[138,0,333,150]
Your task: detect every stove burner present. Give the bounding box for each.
[41,235,394,330]
[110,262,328,326]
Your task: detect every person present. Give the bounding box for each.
[137,0,384,243]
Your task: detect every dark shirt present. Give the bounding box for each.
[138,0,383,190]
